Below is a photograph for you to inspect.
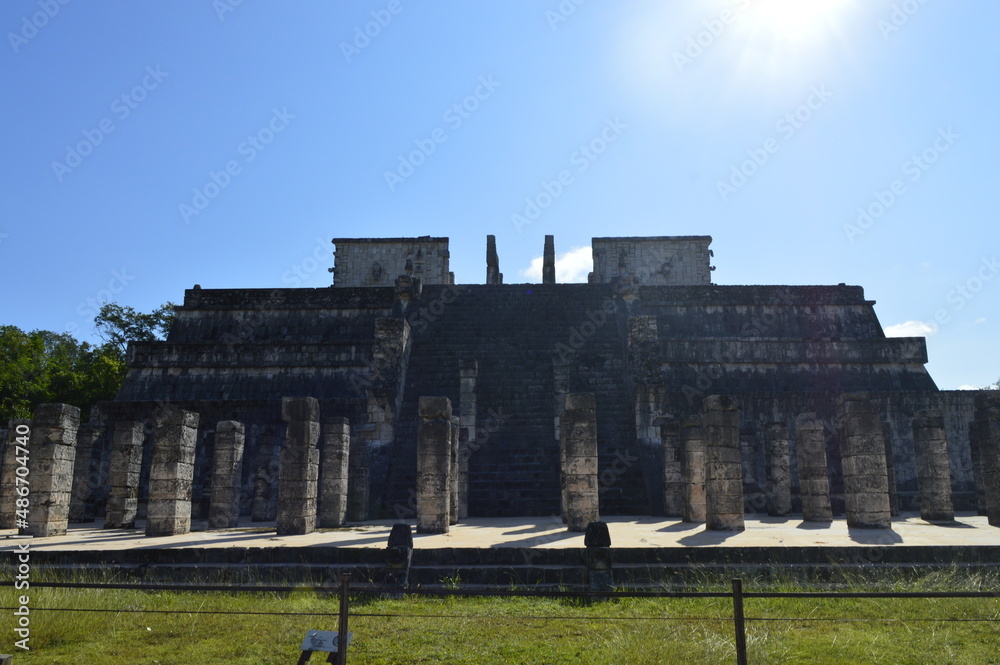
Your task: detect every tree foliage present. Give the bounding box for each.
[0,302,175,424]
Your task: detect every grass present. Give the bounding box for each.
[2,568,998,664]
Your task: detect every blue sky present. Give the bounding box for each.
[1,0,996,390]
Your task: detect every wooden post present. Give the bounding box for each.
[336,574,351,665]
[732,578,748,665]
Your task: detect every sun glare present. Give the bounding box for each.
[747,0,853,42]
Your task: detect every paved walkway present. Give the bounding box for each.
[3,513,998,552]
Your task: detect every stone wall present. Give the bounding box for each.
[332,237,451,287]
[591,236,713,285]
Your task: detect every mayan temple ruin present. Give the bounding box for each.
[7,234,1000,537]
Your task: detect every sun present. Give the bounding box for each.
[745,0,855,43]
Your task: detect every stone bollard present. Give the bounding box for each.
[661,419,684,517]
[69,424,104,523]
[795,414,833,522]
[318,418,351,528]
[383,522,414,592]
[560,393,600,532]
[105,421,145,529]
[584,521,613,592]
[681,417,707,523]
[417,397,453,534]
[146,409,200,537]
[911,411,954,523]
[0,420,31,529]
[209,421,245,529]
[704,396,744,531]
[837,395,892,529]
[765,422,792,517]
[26,404,81,537]
[277,397,320,536]
[974,394,1000,527]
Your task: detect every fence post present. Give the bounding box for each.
[732,578,747,665]
[336,574,351,665]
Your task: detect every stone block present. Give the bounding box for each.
[419,396,452,420]
[281,396,319,423]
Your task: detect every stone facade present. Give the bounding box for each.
[76,234,988,525]
[590,236,713,285]
[332,237,451,287]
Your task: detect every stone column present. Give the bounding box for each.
[251,427,279,522]
[105,421,145,529]
[911,411,954,523]
[209,421,245,529]
[681,417,707,523]
[561,393,599,532]
[661,419,683,517]
[795,414,832,522]
[277,397,320,536]
[837,394,892,529]
[883,421,899,516]
[449,416,460,525]
[553,361,570,522]
[486,234,502,284]
[969,425,987,516]
[318,417,351,528]
[543,235,556,284]
[457,359,477,521]
[765,422,792,517]
[417,396,453,534]
[146,409,199,537]
[25,404,80,537]
[974,394,1000,527]
[69,424,104,523]
[704,396,744,531]
[346,424,372,522]
[0,419,31,529]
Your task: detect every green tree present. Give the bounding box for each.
[0,325,47,420]
[94,301,176,359]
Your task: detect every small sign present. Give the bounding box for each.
[300,630,352,653]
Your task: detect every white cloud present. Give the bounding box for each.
[520,246,593,284]
[958,384,981,391]
[884,320,936,338]
[976,317,987,324]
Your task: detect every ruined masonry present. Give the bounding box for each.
[9,234,995,534]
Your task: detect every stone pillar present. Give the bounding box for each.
[837,394,892,529]
[277,397,320,536]
[553,361,570,522]
[346,424,372,522]
[969,425,987,516]
[0,419,31,529]
[561,393,599,532]
[69,424,104,523]
[209,421,245,529]
[251,427,279,522]
[584,521,613,591]
[974,394,1000,527]
[911,410,954,523]
[765,422,792,517]
[543,234,556,284]
[104,421,145,529]
[457,359,477,521]
[704,396,744,531]
[795,414,833,522]
[146,409,199,537]
[417,396,453,534]
[449,416,460,525]
[25,404,80,537]
[680,417,707,523]
[883,421,899,516]
[318,417,351,528]
[486,234,502,285]
[661,419,683,517]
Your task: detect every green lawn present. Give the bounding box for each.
[2,569,998,664]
